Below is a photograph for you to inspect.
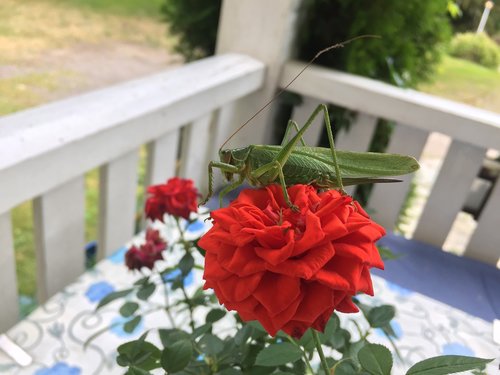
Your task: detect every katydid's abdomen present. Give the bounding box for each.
[244,145,419,188]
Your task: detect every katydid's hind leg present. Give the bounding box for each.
[318,104,345,193]
[218,175,245,208]
[281,120,307,147]
[199,161,240,206]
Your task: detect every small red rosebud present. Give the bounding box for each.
[125,229,167,271]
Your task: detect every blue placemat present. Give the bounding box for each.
[375,233,500,322]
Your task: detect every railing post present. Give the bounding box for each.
[0,212,19,331]
[215,0,302,147]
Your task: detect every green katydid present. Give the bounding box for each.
[200,37,419,209]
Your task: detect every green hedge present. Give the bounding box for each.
[449,32,500,69]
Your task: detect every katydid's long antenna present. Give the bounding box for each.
[219,35,381,151]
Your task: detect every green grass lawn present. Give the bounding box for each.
[43,0,165,18]
[419,55,500,113]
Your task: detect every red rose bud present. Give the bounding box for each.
[125,229,167,271]
[199,184,385,339]
[145,177,198,221]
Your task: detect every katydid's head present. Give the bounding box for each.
[219,148,250,181]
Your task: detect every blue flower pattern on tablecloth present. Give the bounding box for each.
[442,342,474,356]
[163,269,194,287]
[34,362,81,375]
[108,246,127,264]
[85,281,115,303]
[110,316,145,337]
[186,220,205,233]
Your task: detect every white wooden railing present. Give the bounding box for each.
[282,61,500,266]
[0,53,265,331]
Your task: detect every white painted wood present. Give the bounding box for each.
[0,212,19,331]
[179,114,214,195]
[466,179,500,264]
[146,130,180,186]
[368,124,429,230]
[0,54,265,214]
[216,0,301,146]
[208,104,240,192]
[335,113,378,152]
[413,141,486,247]
[98,151,139,259]
[335,113,378,195]
[33,177,85,302]
[280,61,500,151]
[290,97,324,146]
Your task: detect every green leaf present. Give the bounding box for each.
[125,366,150,375]
[206,308,227,323]
[298,330,315,352]
[161,339,193,373]
[192,323,212,339]
[193,238,206,257]
[136,283,156,300]
[159,328,190,347]
[123,316,142,333]
[234,325,252,346]
[318,313,340,346]
[328,328,351,349]
[368,305,395,328]
[179,253,195,276]
[117,339,161,370]
[96,289,133,310]
[120,302,139,318]
[335,361,358,375]
[242,344,262,368]
[217,368,243,375]
[406,356,493,375]
[133,276,150,286]
[254,343,303,367]
[245,366,276,375]
[358,344,393,375]
[377,246,400,261]
[198,334,224,356]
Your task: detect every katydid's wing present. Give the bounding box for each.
[298,148,420,178]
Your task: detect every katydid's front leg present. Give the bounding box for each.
[200,161,241,206]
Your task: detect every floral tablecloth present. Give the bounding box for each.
[1,218,498,374]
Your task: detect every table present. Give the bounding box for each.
[1,219,498,374]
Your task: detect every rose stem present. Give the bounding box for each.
[181,284,195,332]
[312,329,330,375]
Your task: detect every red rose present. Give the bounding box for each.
[125,229,167,270]
[199,184,385,338]
[145,177,198,221]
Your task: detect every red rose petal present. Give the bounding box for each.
[253,273,301,315]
